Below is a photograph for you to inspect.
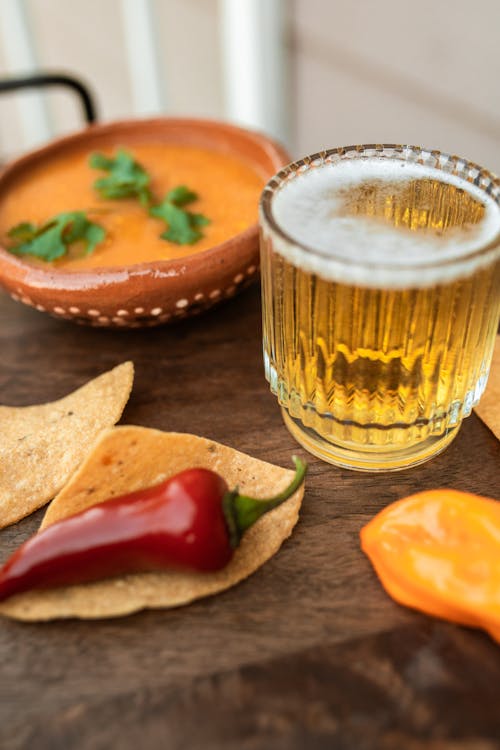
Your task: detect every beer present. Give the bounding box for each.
[260,146,500,470]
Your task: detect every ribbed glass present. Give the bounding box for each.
[260,145,500,471]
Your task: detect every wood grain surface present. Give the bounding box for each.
[1,286,499,750]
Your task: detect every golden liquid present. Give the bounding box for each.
[261,177,500,470]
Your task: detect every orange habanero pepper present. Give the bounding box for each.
[360,489,500,643]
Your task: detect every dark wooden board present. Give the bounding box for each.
[1,286,499,750]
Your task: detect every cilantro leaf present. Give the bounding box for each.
[7,222,38,242]
[88,153,114,170]
[166,185,198,207]
[150,185,210,245]
[7,212,106,262]
[190,213,210,228]
[90,149,152,206]
[150,202,203,245]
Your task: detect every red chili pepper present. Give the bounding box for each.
[0,457,306,601]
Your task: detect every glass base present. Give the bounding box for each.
[281,408,461,472]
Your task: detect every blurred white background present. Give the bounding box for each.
[0,0,499,171]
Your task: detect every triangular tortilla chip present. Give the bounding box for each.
[0,426,303,621]
[475,335,500,441]
[0,362,134,528]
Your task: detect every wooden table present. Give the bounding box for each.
[1,286,499,750]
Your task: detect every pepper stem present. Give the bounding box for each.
[222,456,307,549]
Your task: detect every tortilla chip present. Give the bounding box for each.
[0,426,304,621]
[0,362,134,528]
[475,335,500,441]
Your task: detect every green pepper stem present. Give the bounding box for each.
[223,456,307,549]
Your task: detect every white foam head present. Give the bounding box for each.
[264,157,500,288]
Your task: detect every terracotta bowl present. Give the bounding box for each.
[0,118,289,327]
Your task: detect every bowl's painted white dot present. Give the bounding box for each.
[209,289,221,299]
[35,304,45,312]
[134,307,144,314]
[97,316,109,323]
[176,298,189,309]
[246,265,257,275]
[233,274,244,284]
[21,296,33,305]
[88,309,100,317]
[151,307,163,316]
[117,309,129,317]
[112,316,126,325]
[225,285,236,296]
[10,293,20,302]
[53,306,65,314]
[194,292,204,302]
[69,306,80,314]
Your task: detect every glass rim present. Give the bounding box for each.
[259,143,500,273]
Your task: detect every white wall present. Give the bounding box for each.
[291,0,500,170]
[0,0,223,156]
[0,0,499,172]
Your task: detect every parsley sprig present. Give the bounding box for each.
[89,149,152,206]
[7,212,106,262]
[150,186,210,245]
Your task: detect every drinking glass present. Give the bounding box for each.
[259,145,500,471]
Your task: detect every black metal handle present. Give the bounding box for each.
[0,72,97,124]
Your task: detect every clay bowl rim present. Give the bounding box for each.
[0,116,291,286]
